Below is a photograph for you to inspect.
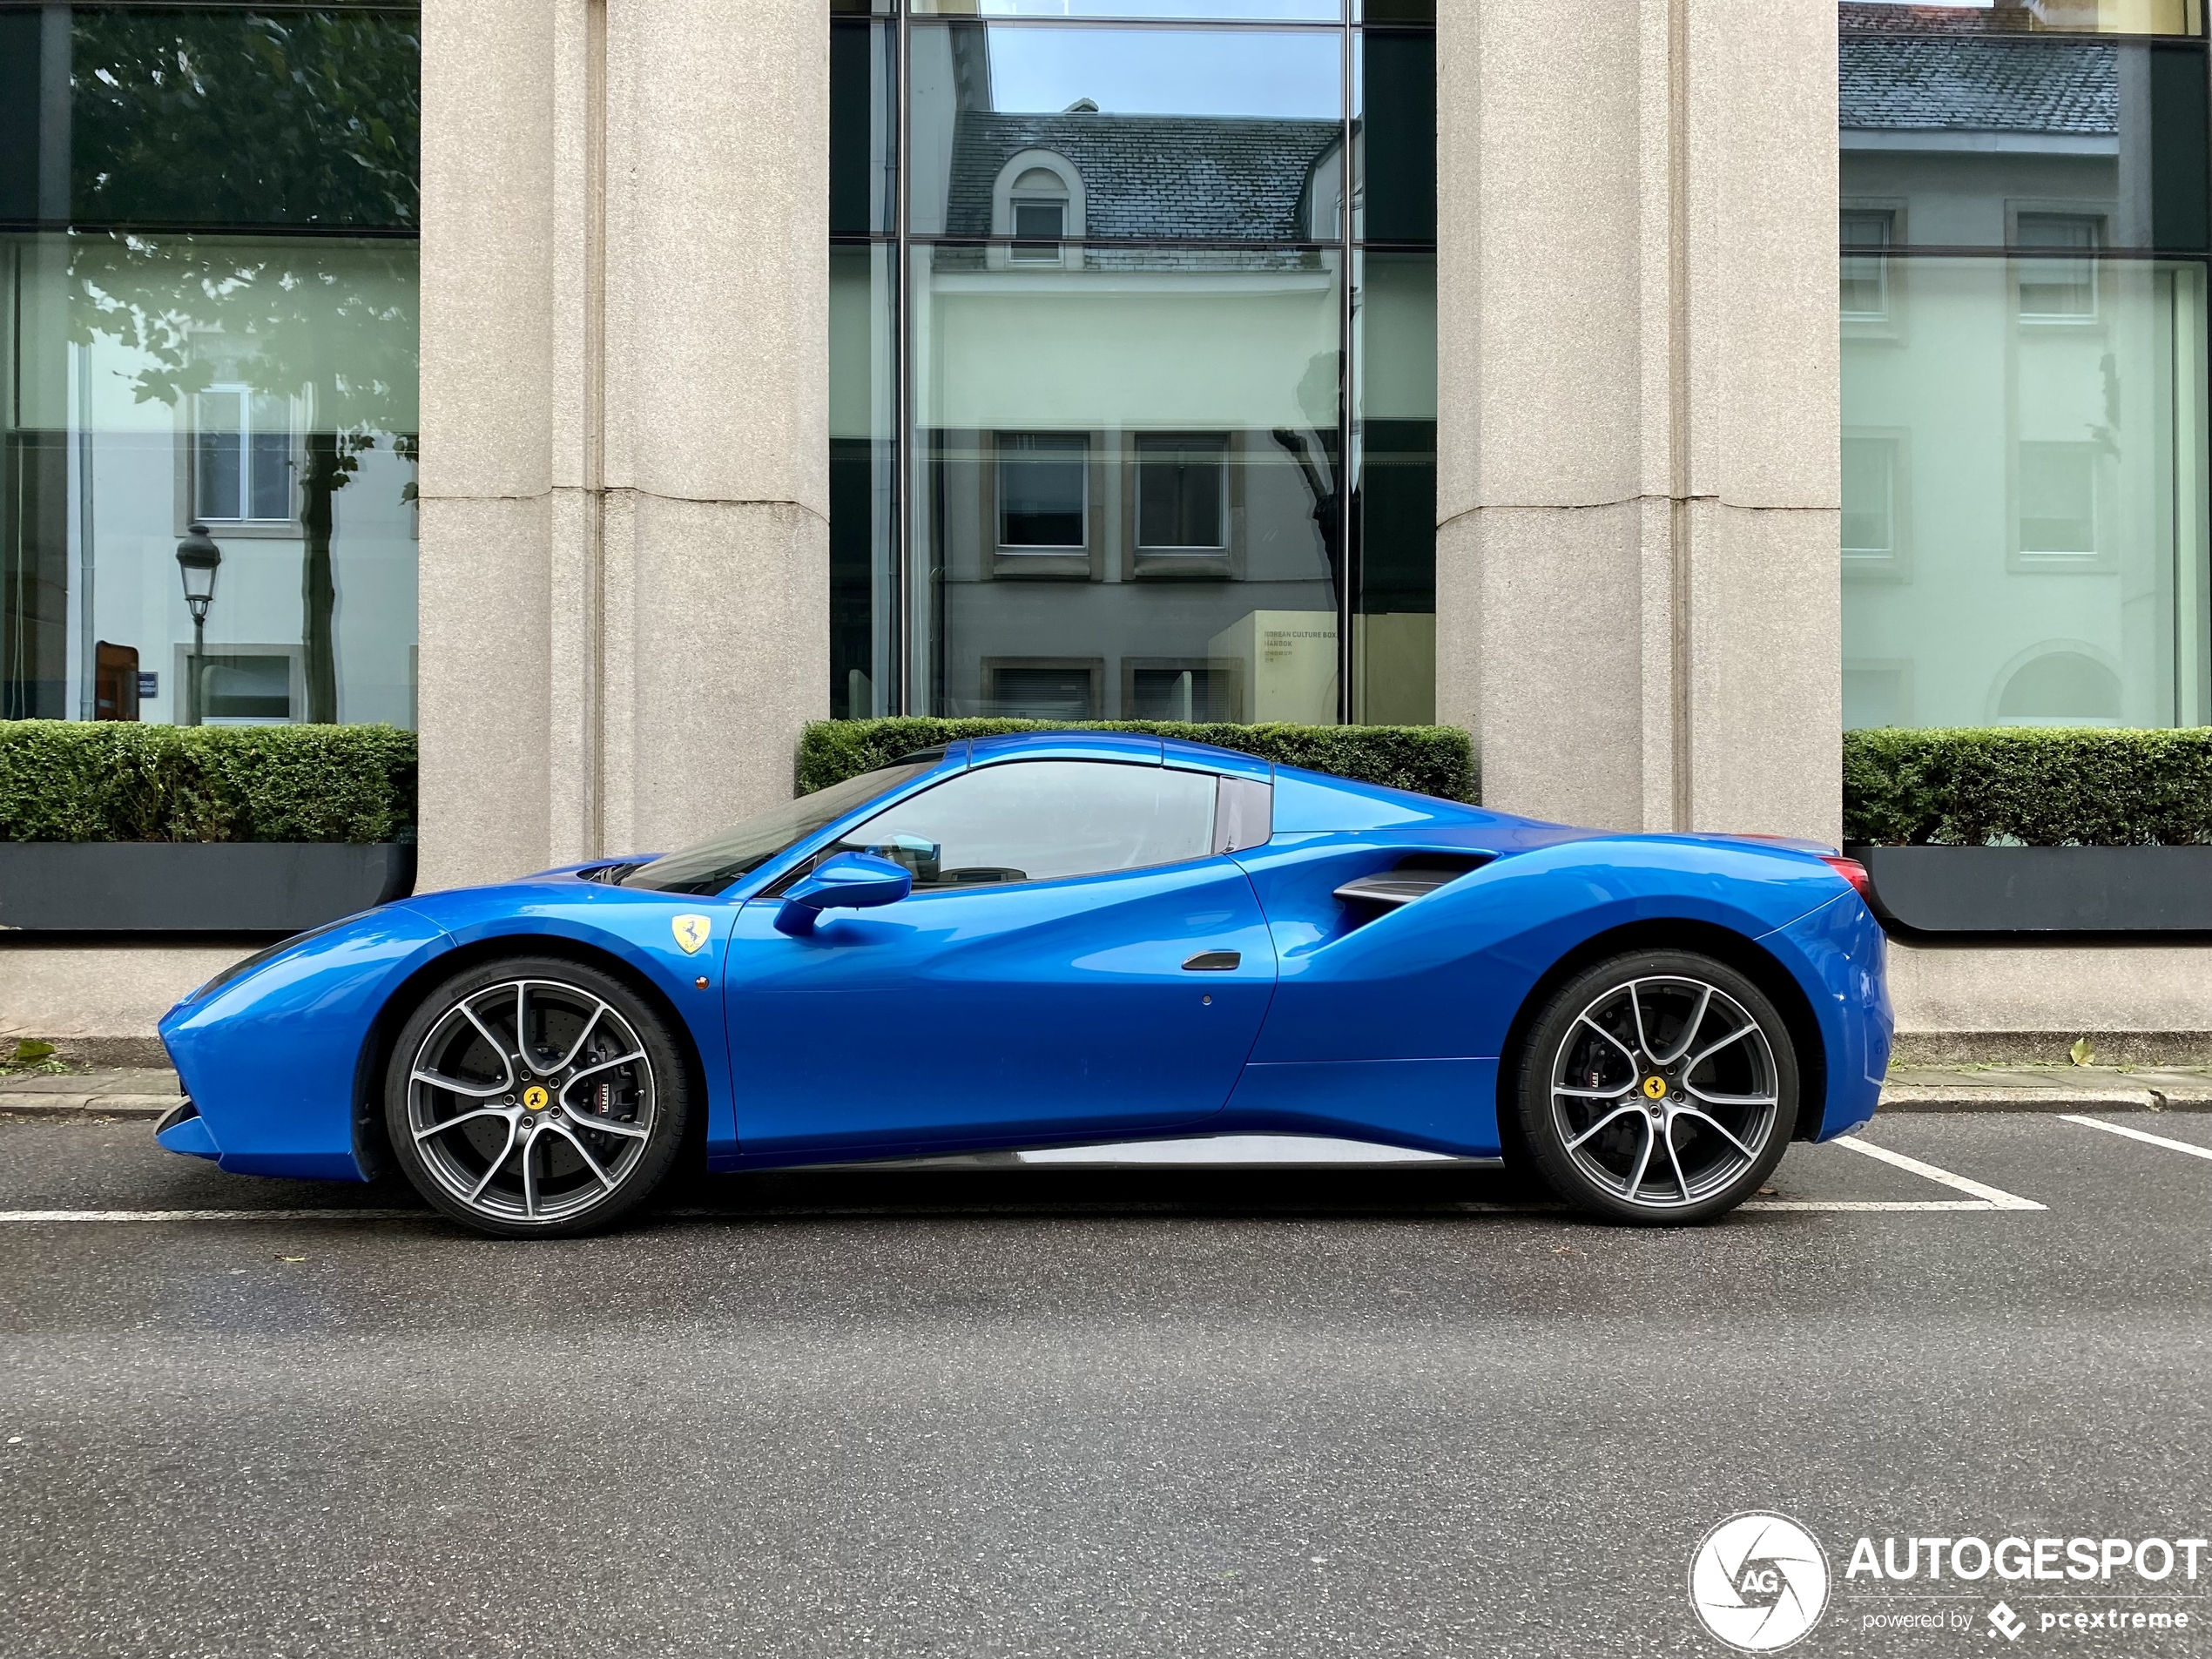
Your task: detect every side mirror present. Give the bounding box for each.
[773,850,913,937]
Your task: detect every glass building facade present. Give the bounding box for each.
[1841,0,2212,729]
[0,3,420,728]
[831,0,1438,725]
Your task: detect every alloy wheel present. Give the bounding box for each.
[1548,974,1780,1211]
[404,977,658,1226]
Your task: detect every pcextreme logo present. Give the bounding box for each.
[1689,1513,1831,1653]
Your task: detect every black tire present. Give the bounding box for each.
[385,955,691,1238]
[1513,950,1796,1224]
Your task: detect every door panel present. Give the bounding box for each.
[724,857,1277,1155]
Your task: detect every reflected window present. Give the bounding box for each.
[193,385,294,523]
[984,660,1102,718]
[997,434,1089,549]
[1842,435,1898,562]
[191,651,297,724]
[2017,213,2102,318]
[1840,209,1893,320]
[2018,442,2100,560]
[1128,664,1238,721]
[1997,651,2122,725]
[1136,435,1230,551]
[839,759,1218,888]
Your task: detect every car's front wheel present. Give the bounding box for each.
[1513,951,1797,1224]
[385,957,690,1238]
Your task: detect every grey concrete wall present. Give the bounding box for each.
[1436,0,1840,842]
[418,0,827,890]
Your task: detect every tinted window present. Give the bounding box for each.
[835,760,1217,887]
[623,760,941,894]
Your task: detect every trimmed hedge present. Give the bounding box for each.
[799,718,1478,802]
[1844,727,2212,846]
[0,721,416,843]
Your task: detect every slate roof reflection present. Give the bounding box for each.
[947,111,1340,241]
[1841,34,2117,134]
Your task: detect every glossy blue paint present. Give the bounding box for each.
[153,733,1890,1187]
[154,1109,220,1160]
[158,902,454,1180]
[774,850,913,935]
[722,853,1277,1156]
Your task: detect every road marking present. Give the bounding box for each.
[1826,1135,2047,1211]
[0,1209,422,1224]
[2058,1114,2212,1163]
[0,1136,2046,1225]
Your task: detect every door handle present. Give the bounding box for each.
[1182,950,1240,972]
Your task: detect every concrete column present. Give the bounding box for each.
[419,0,827,891]
[1436,0,1839,843]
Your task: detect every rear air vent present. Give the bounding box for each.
[1333,853,1492,911]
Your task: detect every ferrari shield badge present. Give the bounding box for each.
[671,914,712,954]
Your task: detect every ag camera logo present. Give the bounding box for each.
[1689,1513,1831,1652]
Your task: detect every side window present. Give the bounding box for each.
[836,761,1217,888]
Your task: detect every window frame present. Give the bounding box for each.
[979,655,1105,720]
[186,380,300,534]
[2011,207,2108,325]
[1123,430,1249,579]
[984,430,1103,581]
[1841,427,1912,583]
[1121,657,1244,723]
[2011,438,2111,570]
[826,756,1224,894]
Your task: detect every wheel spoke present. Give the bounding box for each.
[1565,1102,1642,1150]
[1620,1116,1655,1199]
[1683,1083,1777,1110]
[547,1121,615,1191]
[1578,1015,1641,1069]
[458,1003,517,1089]
[1652,984,1714,1067]
[564,1050,646,1090]
[467,1119,519,1202]
[1554,1082,1635,1101]
[565,1113,647,1142]
[1675,1106,1757,1162]
[515,982,531,1068]
[1627,981,1656,1063]
[411,1069,510,1101]
[1663,1126,1691,1202]
[414,1105,511,1143]
[521,1132,539,1218]
[546,1000,610,1074]
[1684,1021,1758,1071]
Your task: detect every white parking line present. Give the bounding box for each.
[2058,1114,2212,1163]
[1817,1135,2047,1212]
[0,1209,422,1223]
[0,1136,2048,1225]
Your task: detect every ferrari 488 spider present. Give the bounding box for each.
[155,732,1891,1235]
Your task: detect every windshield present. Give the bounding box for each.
[620,759,943,895]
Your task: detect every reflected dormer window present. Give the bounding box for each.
[1008,168,1069,263]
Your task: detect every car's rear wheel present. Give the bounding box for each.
[385,957,690,1238]
[1514,951,1796,1224]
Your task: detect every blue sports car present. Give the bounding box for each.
[154,732,1891,1237]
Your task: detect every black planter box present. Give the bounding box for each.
[0,842,415,932]
[1850,843,2212,934]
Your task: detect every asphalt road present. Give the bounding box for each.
[2,1111,2210,1658]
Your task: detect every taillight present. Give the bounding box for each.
[1820,853,1872,904]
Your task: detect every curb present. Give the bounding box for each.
[0,1096,181,1120]
[1877,1086,2212,1114]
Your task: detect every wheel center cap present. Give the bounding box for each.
[1641,1075,1668,1101]
[522,1085,550,1112]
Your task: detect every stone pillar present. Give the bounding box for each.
[1435,0,1839,844]
[419,0,827,891]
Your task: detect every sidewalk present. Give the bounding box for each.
[6,1065,2212,1121]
